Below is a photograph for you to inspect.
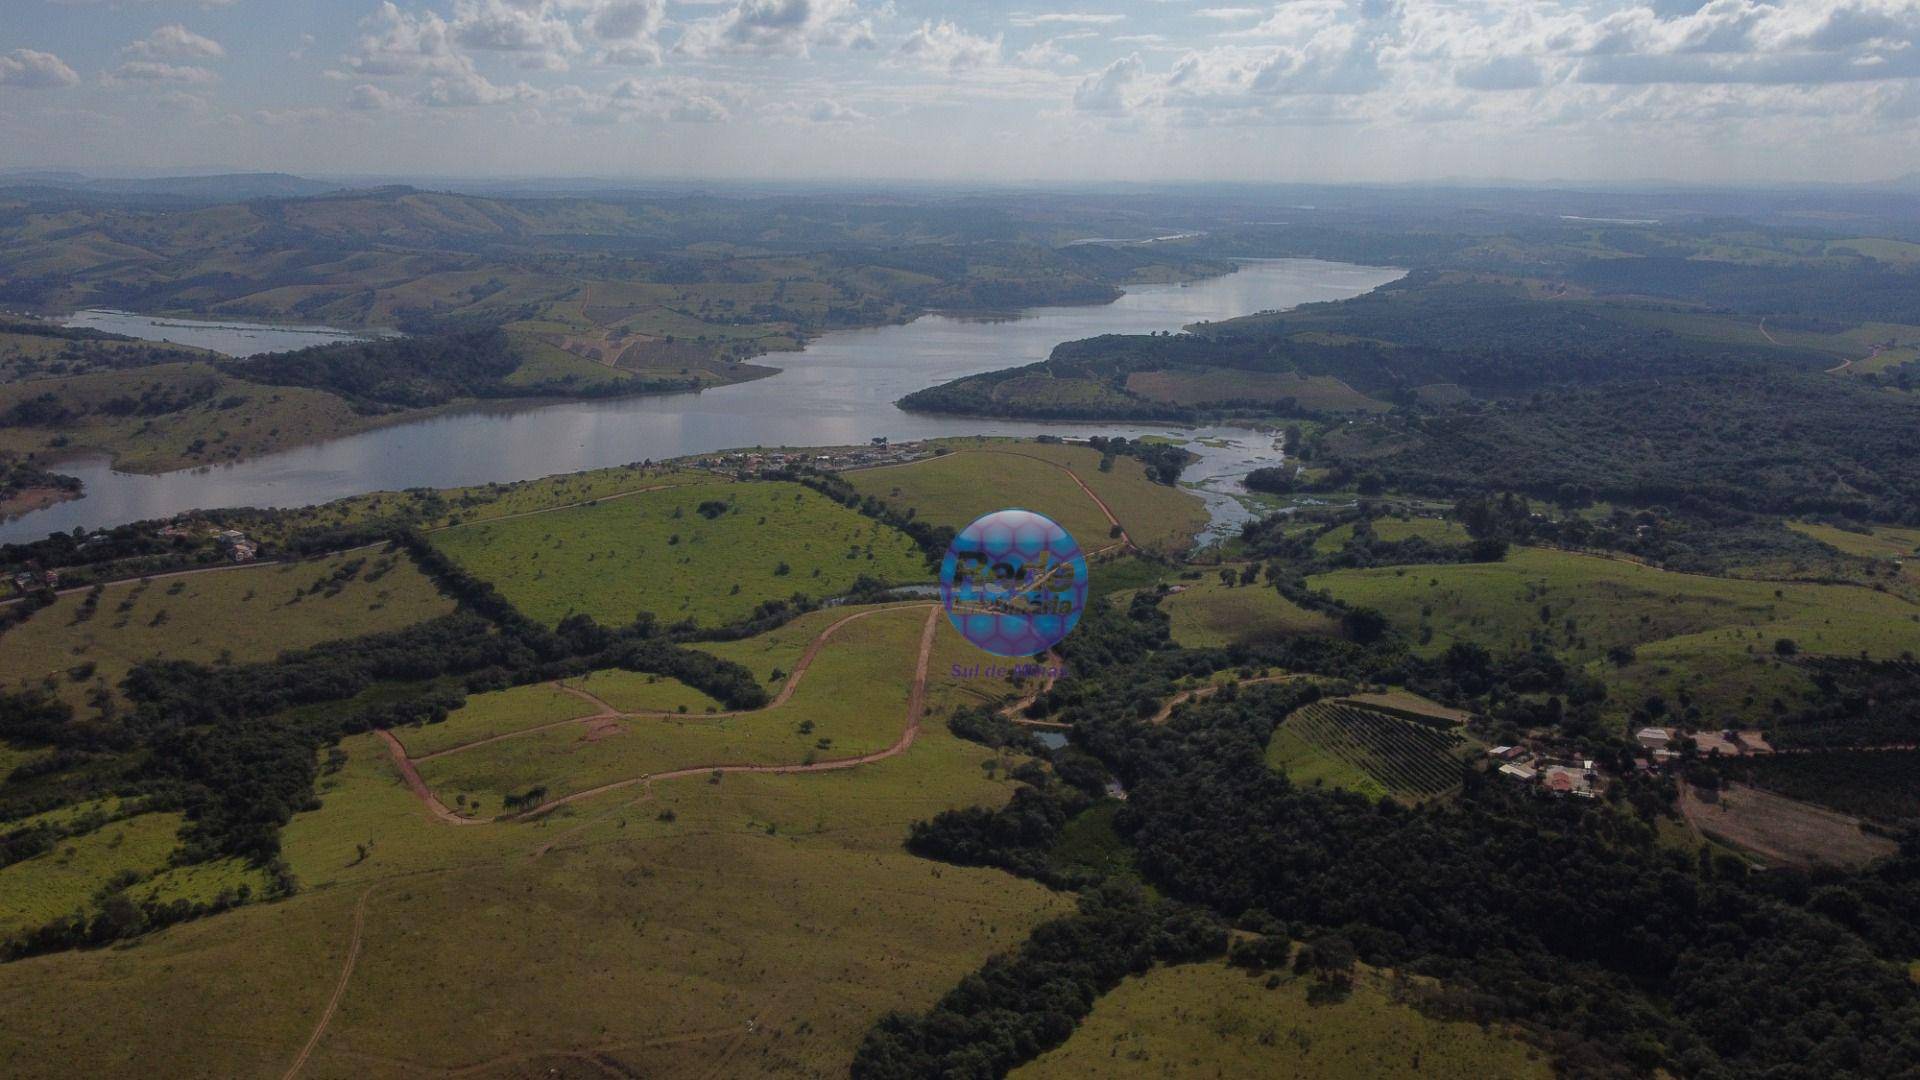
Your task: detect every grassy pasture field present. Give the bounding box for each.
[1013,957,1551,1080]
[847,447,1118,552]
[0,613,1065,1078]
[565,669,725,715]
[1787,521,1920,580]
[0,328,218,383]
[1122,369,1389,412]
[0,741,50,782]
[847,441,1207,555]
[1161,573,1340,648]
[390,682,601,760]
[1679,782,1897,870]
[247,465,711,544]
[413,606,938,807]
[1314,516,1470,552]
[0,550,455,713]
[1267,700,1474,802]
[689,604,890,690]
[0,812,186,937]
[427,479,930,628]
[0,363,379,473]
[1012,441,1211,553]
[1311,547,1920,725]
[5,796,129,833]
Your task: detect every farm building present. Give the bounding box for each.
[1635,727,1672,750]
[215,530,260,562]
[1542,766,1595,797]
[1498,762,1538,782]
[1695,729,1775,756]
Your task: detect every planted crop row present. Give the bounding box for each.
[1285,702,1466,797]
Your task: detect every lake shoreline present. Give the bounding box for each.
[1,259,1403,543]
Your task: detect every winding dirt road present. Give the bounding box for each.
[1149,674,1299,725]
[282,885,374,1080]
[404,602,937,765]
[380,606,943,824]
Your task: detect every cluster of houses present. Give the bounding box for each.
[8,568,58,595]
[1489,744,1600,798]
[160,522,260,562]
[213,529,259,562]
[1490,724,1778,797]
[689,439,936,477]
[1634,725,1773,765]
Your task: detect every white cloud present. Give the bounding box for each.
[111,61,221,84]
[780,97,868,122]
[1074,52,1142,113]
[1016,37,1082,68]
[53,0,241,7]
[449,0,584,71]
[0,49,81,89]
[425,68,543,106]
[123,25,226,61]
[342,2,469,78]
[1455,55,1545,91]
[592,0,666,64]
[602,76,739,121]
[1008,12,1126,27]
[155,89,213,113]
[677,0,877,58]
[1196,7,1264,20]
[348,82,406,111]
[897,19,1002,73]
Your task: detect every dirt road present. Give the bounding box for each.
[845,447,1135,550]
[282,885,375,1080]
[405,603,937,764]
[382,607,943,823]
[1149,674,1298,725]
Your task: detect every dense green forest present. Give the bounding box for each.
[1318,372,1920,521]
[898,272,1858,420]
[861,596,1920,1079]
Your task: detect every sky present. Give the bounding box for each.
[1,0,1916,186]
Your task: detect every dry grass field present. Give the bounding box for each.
[1679,782,1897,869]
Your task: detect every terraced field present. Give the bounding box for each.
[1268,701,1472,800]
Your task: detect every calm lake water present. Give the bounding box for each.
[62,310,381,357]
[6,259,1401,544]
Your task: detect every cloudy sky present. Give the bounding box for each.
[2,0,1917,185]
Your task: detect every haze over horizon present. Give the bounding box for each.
[3,0,1917,187]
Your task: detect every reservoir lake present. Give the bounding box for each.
[5,259,1402,544]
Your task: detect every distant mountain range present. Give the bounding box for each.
[0,171,341,200]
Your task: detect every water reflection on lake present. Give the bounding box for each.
[62,310,384,358]
[7,260,1401,543]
